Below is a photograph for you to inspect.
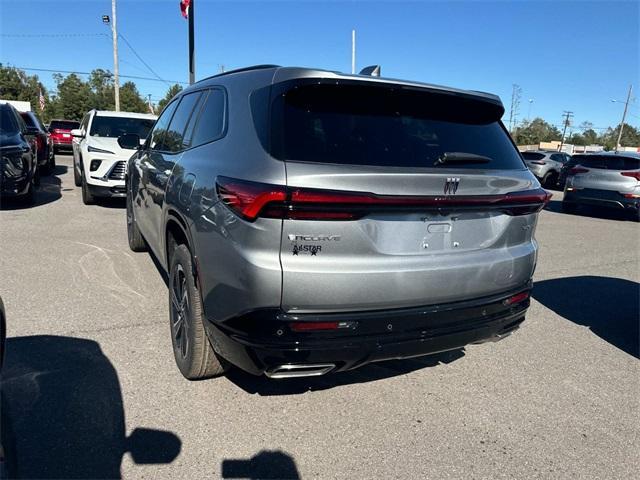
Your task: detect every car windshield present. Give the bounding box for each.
[270,82,525,170]
[575,155,640,170]
[50,120,80,130]
[90,116,155,138]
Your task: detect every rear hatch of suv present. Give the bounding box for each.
[268,79,547,313]
[569,154,640,193]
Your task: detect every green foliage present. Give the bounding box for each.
[598,123,640,150]
[514,117,562,145]
[157,84,183,113]
[0,65,151,122]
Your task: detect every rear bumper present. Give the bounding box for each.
[564,188,639,212]
[204,283,531,376]
[86,183,126,198]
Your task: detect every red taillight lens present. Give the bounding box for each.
[216,177,551,221]
[503,291,530,306]
[570,167,588,175]
[621,171,640,181]
[530,160,546,165]
[216,177,286,221]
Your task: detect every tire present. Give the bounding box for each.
[126,185,147,252]
[169,244,228,380]
[22,175,36,205]
[74,162,82,187]
[562,202,577,214]
[541,172,551,188]
[81,174,94,205]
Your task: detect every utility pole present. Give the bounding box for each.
[508,84,521,134]
[188,0,195,84]
[351,29,356,74]
[147,94,154,114]
[559,111,574,152]
[615,84,633,152]
[111,0,120,111]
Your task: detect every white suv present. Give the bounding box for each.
[72,110,157,204]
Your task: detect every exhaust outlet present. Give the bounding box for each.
[265,363,335,379]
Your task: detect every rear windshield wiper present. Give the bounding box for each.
[434,152,493,166]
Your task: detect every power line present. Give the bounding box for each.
[1,33,109,38]
[118,33,172,87]
[9,66,188,85]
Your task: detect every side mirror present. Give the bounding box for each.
[118,133,141,150]
[70,129,84,138]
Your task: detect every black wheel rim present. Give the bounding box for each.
[170,264,190,359]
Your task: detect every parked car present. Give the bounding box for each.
[71,110,157,205]
[521,151,571,188]
[19,111,55,175]
[0,103,39,203]
[126,65,550,380]
[48,119,80,153]
[563,152,640,219]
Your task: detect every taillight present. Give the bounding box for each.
[530,160,546,165]
[570,167,588,175]
[289,321,356,332]
[35,136,43,149]
[621,171,640,181]
[216,177,551,221]
[216,177,286,221]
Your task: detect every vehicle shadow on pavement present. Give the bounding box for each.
[226,349,465,396]
[0,164,66,210]
[222,450,300,479]
[544,200,636,222]
[533,276,639,358]
[0,335,181,479]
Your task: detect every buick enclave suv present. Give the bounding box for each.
[125,65,550,380]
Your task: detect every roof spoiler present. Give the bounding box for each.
[359,65,381,77]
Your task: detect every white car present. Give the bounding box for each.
[71,110,157,204]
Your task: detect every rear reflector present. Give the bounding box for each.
[289,321,357,332]
[216,177,552,221]
[622,193,640,199]
[503,291,530,306]
[621,171,640,181]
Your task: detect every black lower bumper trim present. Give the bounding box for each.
[204,284,532,376]
[87,183,126,198]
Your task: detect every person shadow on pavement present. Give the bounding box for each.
[533,276,639,358]
[0,335,181,479]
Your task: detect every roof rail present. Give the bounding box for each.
[195,64,280,84]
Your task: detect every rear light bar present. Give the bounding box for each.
[621,171,640,181]
[570,167,589,175]
[289,321,356,332]
[216,177,552,221]
[530,161,546,165]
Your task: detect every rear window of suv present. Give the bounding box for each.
[90,115,155,138]
[49,120,80,130]
[522,152,546,160]
[574,155,640,170]
[270,82,525,170]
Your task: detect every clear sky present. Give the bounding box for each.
[1,0,638,131]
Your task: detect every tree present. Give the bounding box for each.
[88,69,114,110]
[53,73,93,121]
[514,117,562,145]
[0,64,53,121]
[157,84,183,112]
[598,123,640,150]
[119,81,149,113]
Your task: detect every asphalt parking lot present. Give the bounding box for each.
[1,155,638,479]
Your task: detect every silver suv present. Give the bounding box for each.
[125,65,550,380]
[522,150,571,188]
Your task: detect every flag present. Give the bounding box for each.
[38,89,45,111]
[180,0,190,19]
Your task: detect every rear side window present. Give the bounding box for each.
[0,106,18,134]
[149,101,179,150]
[20,112,37,128]
[163,91,202,153]
[270,82,524,170]
[575,155,640,170]
[190,89,226,148]
[522,152,545,160]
